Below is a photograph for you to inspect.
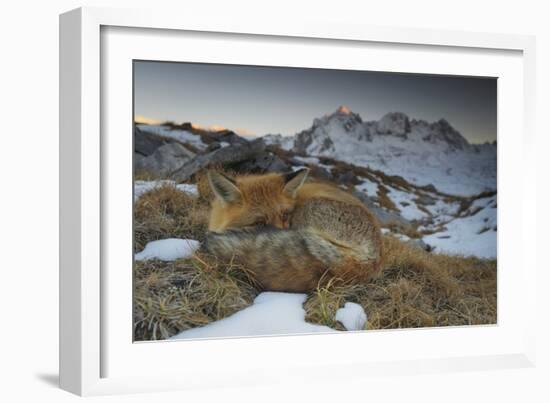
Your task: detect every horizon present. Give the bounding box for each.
[134,61,497,144]
[134,106,497,145]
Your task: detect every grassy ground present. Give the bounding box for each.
[133,182,496,341]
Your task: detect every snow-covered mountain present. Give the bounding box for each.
[264,106,496,196]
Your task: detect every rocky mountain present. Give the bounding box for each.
[266,106,473,153]
[265,107,496,196]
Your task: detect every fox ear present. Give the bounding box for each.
[283,168,309,197]
[207,171,242,205]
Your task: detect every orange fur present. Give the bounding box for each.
[209,173,295,231]
[204,170,384,291]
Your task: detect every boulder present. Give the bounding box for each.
[202,130,249,146]
[333,170,361,186]
[415,194,436,205]
[135,142,195,177]
[352,190,413,228]
[134,126,168,156]
[171,138,266,182]
[235,152,291,173]
[307,165,332,181]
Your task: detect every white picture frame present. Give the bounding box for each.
[59,6,537,396]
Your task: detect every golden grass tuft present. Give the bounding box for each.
[134,253,259,341]
[134,184,209,252]
[305,236,496,330]
[134,170,164,181]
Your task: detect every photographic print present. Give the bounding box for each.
[133,61,497,341]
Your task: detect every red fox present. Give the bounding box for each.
[202,168,383,292]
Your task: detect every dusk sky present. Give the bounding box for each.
[134,61,497,144]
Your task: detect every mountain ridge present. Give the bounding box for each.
[263,107,496,196]
[265,106,486,152]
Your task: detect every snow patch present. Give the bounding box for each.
[423,196,497,258]
[335,302,367,331]
[425,198,460,217]
[386,186,428,221]
[171,292,336,340]
[134,180,198,201]
[137,124,207,150]
[294,156,321,165]
[356,179,379,197]
[175,183,199,195]
[135,239,200,261]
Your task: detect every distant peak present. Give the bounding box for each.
[336,105,352,115]
[321,106,361,122]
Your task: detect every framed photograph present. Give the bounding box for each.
[60,7,537,396]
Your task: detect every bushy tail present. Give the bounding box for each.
[202,227,376,292]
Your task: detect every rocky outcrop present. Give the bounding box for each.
[294,106,366,155]
[199,129,249,146]
[375,112,411,137]
[135,126,169,156]
[293,127,334,155]
[171,139,267,182]
[352,190,413,229]
[284,107,478,158]
[422,119,469,151]
[135,142,195,177]
[235,152,291,174]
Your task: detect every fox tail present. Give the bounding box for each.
[202,227,376,292]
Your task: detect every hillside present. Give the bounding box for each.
[135,107,497,259]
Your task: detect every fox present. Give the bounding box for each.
[201,168,383,292]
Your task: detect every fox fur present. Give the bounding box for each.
[202,168,383,292]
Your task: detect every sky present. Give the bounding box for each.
[134,61,497,144]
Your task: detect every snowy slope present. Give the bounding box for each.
[267,107,496,197]
[136,124,208,151]
[422,194,497,258]
[334,159,497,258]
[353,170,496,258]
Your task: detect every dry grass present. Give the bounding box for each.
[134,253,258,341]
[376,184,400,212]
[305,236,496,330]
[385,221,424,239]
[134,184,209,252]
[134,170,164,181]
[134,182,496,341]
[134,180,261,341]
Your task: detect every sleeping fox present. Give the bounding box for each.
[202,168,383,292]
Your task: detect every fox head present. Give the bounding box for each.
[206,168,309,232]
